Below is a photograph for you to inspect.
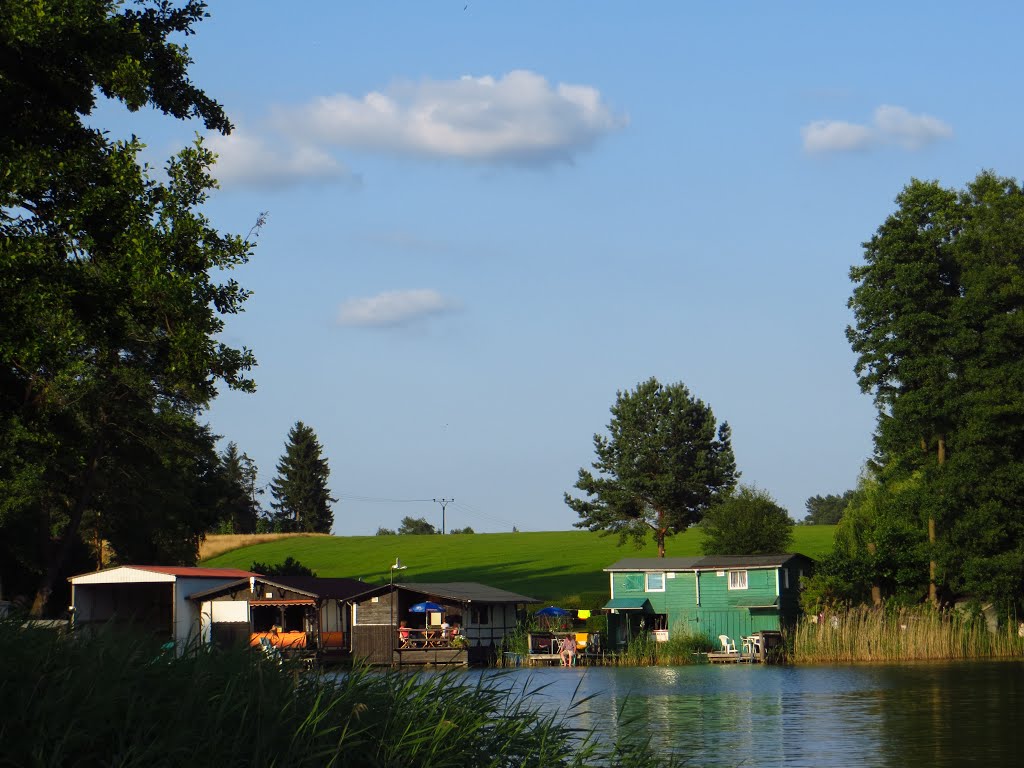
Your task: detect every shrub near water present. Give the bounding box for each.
[0,621,681,767]
[790,605,1024,663]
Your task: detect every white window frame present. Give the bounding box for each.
[728,570,748,590]
[645,572,666,592]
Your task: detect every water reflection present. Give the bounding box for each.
[470,661,1024,767]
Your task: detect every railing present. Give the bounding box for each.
[397,628,466,650]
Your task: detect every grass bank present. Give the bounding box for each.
[203,527,837,607]
[200,532,330,561]
[0,621,682,767]
[790,605,1024,663]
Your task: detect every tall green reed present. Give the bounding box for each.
[0,620,684,767]
[790,604,1024,663]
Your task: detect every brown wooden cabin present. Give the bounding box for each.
[350,582,536,666]
[189,574,370,658]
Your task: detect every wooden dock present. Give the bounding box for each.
[706,651,758,664]
[393,647,469,666]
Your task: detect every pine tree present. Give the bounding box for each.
[213,442,262,534]
[269,422,336,533]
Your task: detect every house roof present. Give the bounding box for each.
[352,581,537,604]
[187,575,371,602]
[69,565,256,584]
[401,582,537,604]
[604,554,810,572]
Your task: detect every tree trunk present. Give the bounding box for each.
[929,436,945,606]
[29,437,104,618]
[867,541,882,607]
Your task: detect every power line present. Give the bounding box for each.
[336,494,433,503]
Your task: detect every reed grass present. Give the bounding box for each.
[790,605,1024,663]
[0,620,683,767]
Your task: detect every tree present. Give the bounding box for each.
[700,486,794,556]
[801,472,929,610]
[250,557,316,578]
[0,1,256,615]
[848,172,1024,610]
[211,442,262,534]
[269,422,336,533]
[397,516,438,535]
[566,377,737,557]
[803,491,855,525]
[375,527,396,536]
[449,526,475,534]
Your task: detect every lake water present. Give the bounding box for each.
[471,661,1024,766]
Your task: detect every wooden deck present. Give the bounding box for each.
[706,651,759,664]
[392,647,469,666]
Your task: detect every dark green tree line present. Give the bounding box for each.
[846,171,1024,611]
[0,1,257,615]
[803,490,855,525]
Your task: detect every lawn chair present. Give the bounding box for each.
[718,634,739,654]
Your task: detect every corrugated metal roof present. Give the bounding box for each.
[69,565,255,584]
[604,554,809,572]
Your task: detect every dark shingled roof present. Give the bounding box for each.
[187,575,371,602]
[604,554,810,572]
[269,575,372,600]
[395,582,537,604]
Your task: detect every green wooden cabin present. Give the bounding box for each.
[603,554,813,648]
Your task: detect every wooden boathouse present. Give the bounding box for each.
[349,581,536,666]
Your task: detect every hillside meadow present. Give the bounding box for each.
[203,526,837,607]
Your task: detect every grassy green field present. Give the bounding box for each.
[204,526,837,608]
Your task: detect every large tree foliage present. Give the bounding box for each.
[397,516,438,535]
[269,422,336,534]
[566,377,737,557]
[0,1,256,615]
[700,486,794,556]
[803,491,855,525]
[800,473,929,611]
[848,171,1024,611]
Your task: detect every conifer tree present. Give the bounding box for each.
[269,422,336,533]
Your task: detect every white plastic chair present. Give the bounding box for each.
[718,634,738,654]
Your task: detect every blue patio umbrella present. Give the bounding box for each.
[409,601,445,613]
[535,606,571,617]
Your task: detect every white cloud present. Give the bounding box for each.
[277,70,626,165]
[206,129,352,186]
[801,120,874,153]
[872,105,953,150]
[802,105,952,153]
[338,289,460,328]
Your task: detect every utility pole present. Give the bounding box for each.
[433,498,454,535]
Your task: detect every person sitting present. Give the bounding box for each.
[440,620,450,640]
[558,634,576,666]
[398,620,411,647]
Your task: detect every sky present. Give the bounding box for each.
[95,1,1024,536]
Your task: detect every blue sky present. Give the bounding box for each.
[99,1,1024,535]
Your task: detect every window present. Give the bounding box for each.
[471,606,489,625]
[645,572,665,592]
[782,568,789,589]
[728,570,748,590]
[624,573,643,591]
